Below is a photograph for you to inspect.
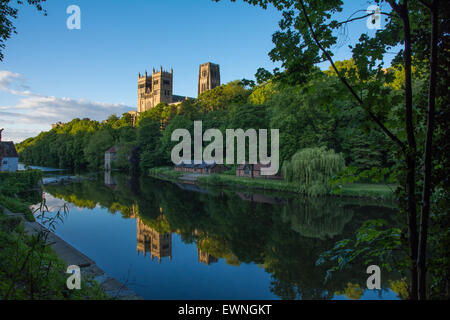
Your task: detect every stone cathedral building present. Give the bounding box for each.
[138,62,220,113]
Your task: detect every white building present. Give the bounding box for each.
[0,141,19,172]
[104,146,118,171]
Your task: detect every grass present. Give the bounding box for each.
[148,166,186,181]
[0,195,35,222]
[198,173,300,191]
[198,174,396,200]
[0,170,43,222]
[334,183,397,200]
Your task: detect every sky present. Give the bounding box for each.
[0,0,393,143]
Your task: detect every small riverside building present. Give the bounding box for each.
[174,160,227,174]
[104,146,118,171]
[0,142,18,172]
[236,162,283,180]
[0,129,19,172]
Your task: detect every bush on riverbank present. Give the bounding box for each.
[0,170,43,222]
[0,195,35,221]
[0,209,109,300]
[0,170,42,196]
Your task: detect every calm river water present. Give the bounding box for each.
[35,171,404,300]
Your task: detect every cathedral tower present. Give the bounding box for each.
[198,62,220,96]
[138,67,174,113]
[137,71,151,113]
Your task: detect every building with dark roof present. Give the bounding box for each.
[174,160,227,175]
[104,146,118,171]
[0,141,19,172]
[236,162,283,180]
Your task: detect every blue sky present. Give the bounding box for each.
[0,0,393,142]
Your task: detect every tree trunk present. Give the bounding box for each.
[400,0,419,300]
[418,0,439,300]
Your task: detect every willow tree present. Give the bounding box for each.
[283,147,345,196]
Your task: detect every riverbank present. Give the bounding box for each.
[0,205,141,300]
[0,170,141,300]
[148,167,396,200]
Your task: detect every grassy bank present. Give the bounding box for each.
[198,174,395,200]
[148,170,396,200]
[0,170,43,222]
[148,166,186,182]
[333,183,396,200]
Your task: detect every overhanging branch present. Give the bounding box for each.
[298,0,406,152]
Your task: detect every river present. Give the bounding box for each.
[32,170,405,300]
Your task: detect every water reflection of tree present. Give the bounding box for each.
[281,197,354,240]
[44,174,401,300]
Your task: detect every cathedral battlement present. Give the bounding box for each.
[137,62,220,113]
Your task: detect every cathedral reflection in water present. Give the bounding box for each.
[134,209,217,266]
[136,216,172,263]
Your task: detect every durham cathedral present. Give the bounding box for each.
[137,62,220,113]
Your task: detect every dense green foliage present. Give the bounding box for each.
[0,170,43,222]
[17,66,398,181]
[283,147,346,195]
[223,0,448,300]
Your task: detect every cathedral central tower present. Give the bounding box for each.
[198,62,220,96]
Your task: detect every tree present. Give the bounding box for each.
[83,129,114,169]
[248,80,278,105]
[283,147,346,196]
[0,0,46,61]
[196,80,250,111]
[217,0,448,299]
[159,115,194,163]
[137,118,163,171]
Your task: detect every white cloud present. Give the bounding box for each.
[0,70,134,143]
[0,70,29,93]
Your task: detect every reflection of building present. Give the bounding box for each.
[104,170,117,190]
[136,217,172,263]
[236,192,286,205]
[175,183,209,194]
[197,248,218,266]
[129,204,138,219]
